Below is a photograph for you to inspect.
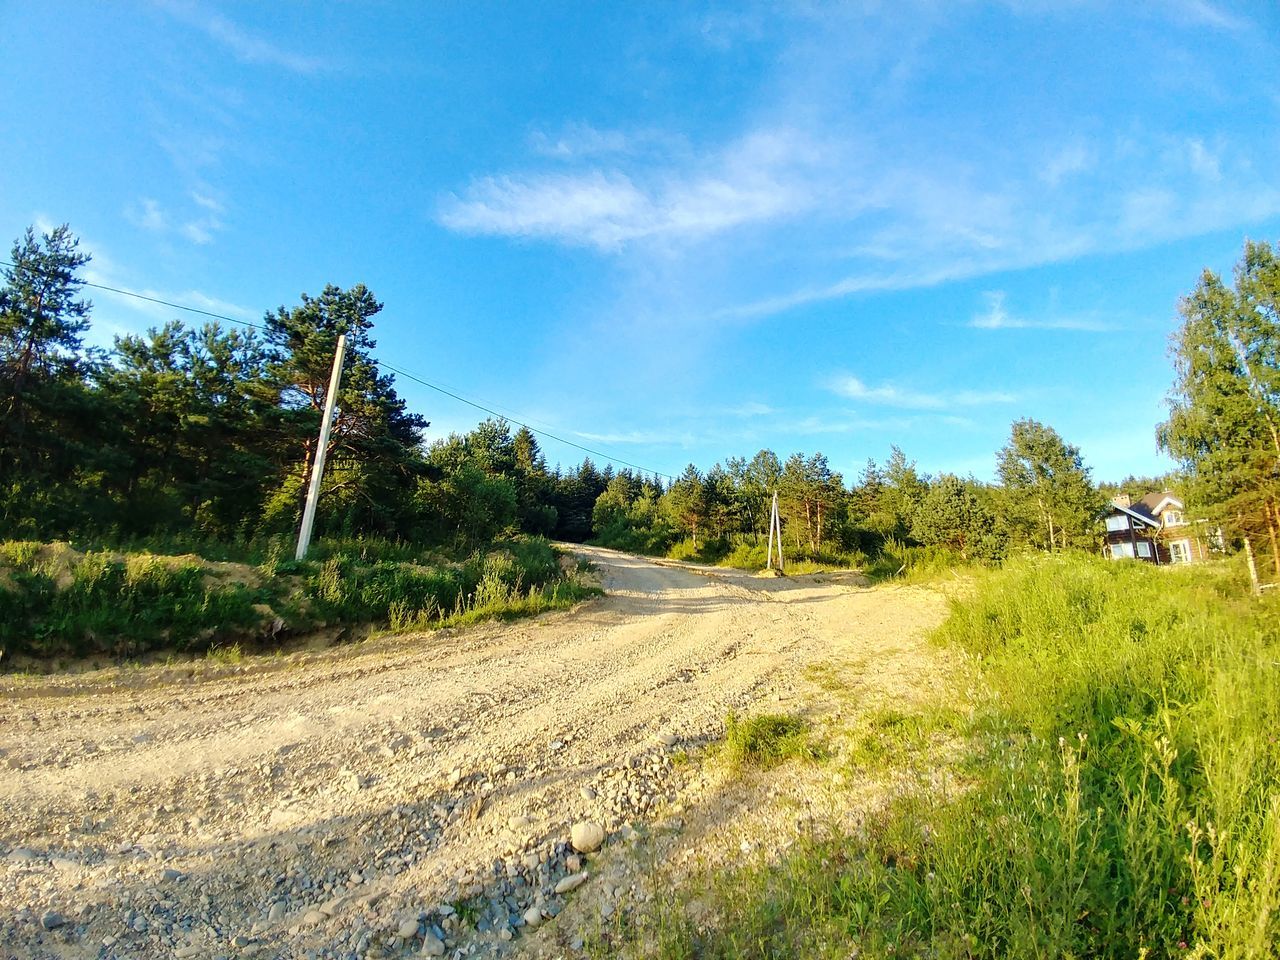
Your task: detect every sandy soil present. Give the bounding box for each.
[0,546,950,960]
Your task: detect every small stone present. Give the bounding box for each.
[175,946,200,958]
[420,931,445,956]
[570,821,605,853]
[658,734,678,746]
[507,815,531,830]
[7,847,38,862]
[398,918,420,938]
[555,872,588,895]
[302,909,325,926]
[40,912,65,931]
[268,901,286,922]
[579,787,596,801]
[319,897,345,917]
[522,905,542,927]
[161,867,184,882]
[566,854,582,872]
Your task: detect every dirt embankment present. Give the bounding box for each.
[0,546,950,960]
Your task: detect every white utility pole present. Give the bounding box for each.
[766,491,784,573]
[295,334,347,561]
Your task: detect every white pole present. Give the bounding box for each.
[295,334,347,561]
[767,492,775,570]
[774,491,784,574]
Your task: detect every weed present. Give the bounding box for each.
[721,712,823,769]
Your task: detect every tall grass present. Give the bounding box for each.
[607,555,1279,958]
[0,536,598,663]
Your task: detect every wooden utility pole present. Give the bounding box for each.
[1243,534,1262,597]
[295,334,347,561]
[766,491,784,573]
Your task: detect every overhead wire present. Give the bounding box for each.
[0,257,678,480]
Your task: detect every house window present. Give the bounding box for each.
[1169,539,1192,564]
[1105,515,1130,532]
[1136,541,1152,558]
[1111,542,1135,559]
[1163,510,1185,527]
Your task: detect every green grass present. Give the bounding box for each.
[720,712,824,769]
[600,554,1280,959]
[0,536,599,664]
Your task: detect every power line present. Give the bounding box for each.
[378,360,676,480]
[0,257,678,480]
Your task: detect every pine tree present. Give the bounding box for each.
[1160,241,1280,575]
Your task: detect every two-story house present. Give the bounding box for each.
[1103,492,1209,564]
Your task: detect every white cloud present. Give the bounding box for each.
[968,290,1112,331]
[438,4,1278,327]
[575,428,697,447]
[126,198,169,232]
[1040,141,1094,186]
[529,123,635,160]
[1165,0,1248,32]
[1186,138,1222,181]
[124,193,225,246]
[439,128,819,250]
[154,0,327,74]
[827,374,1016,410]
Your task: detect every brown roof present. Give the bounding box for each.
[1135,491,1182,516]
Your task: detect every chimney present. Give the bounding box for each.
[1113,494,1132,508]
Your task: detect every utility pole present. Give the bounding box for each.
[766,490,784,574]
[295,334,347,561]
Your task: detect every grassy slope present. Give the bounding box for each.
[607,555,1279,959]
[0,537,599,663]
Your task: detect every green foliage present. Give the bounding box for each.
[611,556,1280,959]
[721,712,822,769]
[0,537,593,663]
[0,545,263,658]
[996,418,1103,551]
[1160,239,1280,576]
[911,474,1006,562]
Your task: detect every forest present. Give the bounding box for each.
[1,223,1277,657]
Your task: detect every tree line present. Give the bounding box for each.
[1,223,1274,577]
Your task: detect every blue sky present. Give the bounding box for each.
[3,1,1278,484]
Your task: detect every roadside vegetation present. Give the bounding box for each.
[3,225,1276,665]
[0,535,597,664]
[603,555,1279,958]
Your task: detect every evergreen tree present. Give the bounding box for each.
[1159,241,1280,574]
[261,284,427,537]
[912,474,1006,562]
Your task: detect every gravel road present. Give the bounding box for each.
[0,546,948,960]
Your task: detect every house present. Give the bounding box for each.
[1103,492,1210,564]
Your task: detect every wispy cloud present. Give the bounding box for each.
[1165,0,1248,32]
[529,123,636,160]
[968,291,1113,331]
[827,374,1015,411]
[439,129,819,250]
[438,3,1277,329]
[154,0,327,74]
[123,191,226,246]
[575,428,698,447]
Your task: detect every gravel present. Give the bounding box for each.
[0,546,948,959]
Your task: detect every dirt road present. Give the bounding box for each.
[0,546,949,960]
